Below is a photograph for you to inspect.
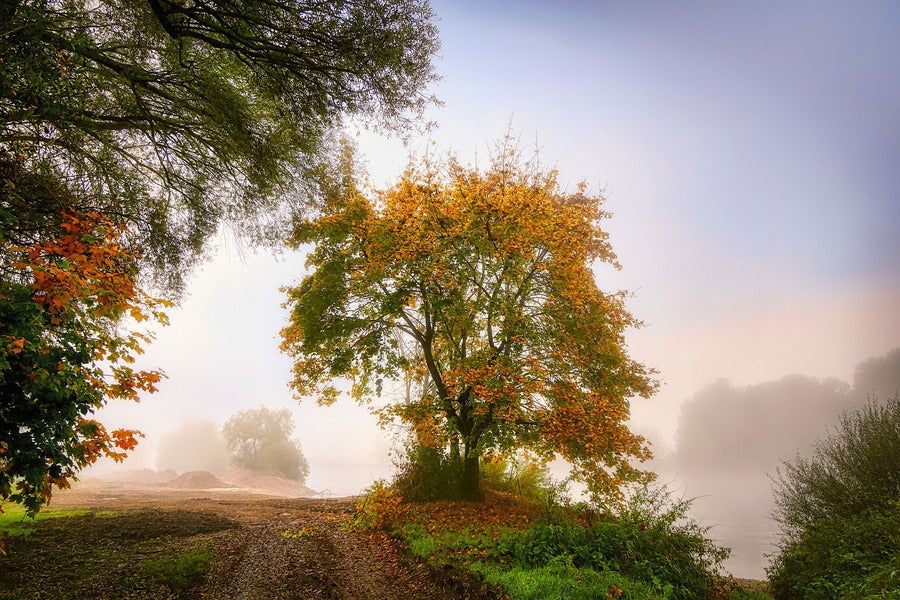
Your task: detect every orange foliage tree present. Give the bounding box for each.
[0,178,168,514]
[281,142,657,503]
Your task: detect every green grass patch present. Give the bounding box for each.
[138,545,214,590]
[475,562,663,600]
[0,503,95,537]
[0,508,235,598]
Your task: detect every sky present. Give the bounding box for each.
[94,0,900,547]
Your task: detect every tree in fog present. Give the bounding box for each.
[157,420,228,475]
[222,407,309,483]
[281,141,656,502]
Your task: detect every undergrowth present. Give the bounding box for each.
[356,452,767,599]
[0,503,112,555]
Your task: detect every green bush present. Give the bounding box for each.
[772,394,900,541]
[768,503,900,599]
[397,484,731,600]
[769,394,900,599]
[497,491,728,600]
[391,443,463,501]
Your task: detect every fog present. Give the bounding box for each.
[656,347,900,579]
[156,420,229,475]
[74,1,899,581]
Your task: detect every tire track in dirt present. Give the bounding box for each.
[201,505,457,599]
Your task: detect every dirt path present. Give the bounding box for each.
[199,499,452,599]
[8,487,485,599]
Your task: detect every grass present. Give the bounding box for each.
[138,545,214,590]
[0,503,95,537]
[474,563,661,600]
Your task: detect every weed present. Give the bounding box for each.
[281,526,321,539]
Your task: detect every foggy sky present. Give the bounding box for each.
[91,1,900,575]
[657,347,900,578]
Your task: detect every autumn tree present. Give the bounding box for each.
[1,0,439,289]
[222,407,309,483]
[0,193,168,515]
[281,143,656,502]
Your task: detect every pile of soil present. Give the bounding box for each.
[161,470,232,489]
[220,468,316,497]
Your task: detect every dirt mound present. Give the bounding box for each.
[220,469,316,497]
[162,470,232,490]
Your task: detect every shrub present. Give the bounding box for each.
[391,443,464,501]
[771,394,899,541]
[768,502,900,599]
[352,480,403,530]
[497,486,729,599]
[768,394,900,599]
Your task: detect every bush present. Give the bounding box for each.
[768,394,900,599]
[497,486,729,599]
[768,503,900,599]
[391,443,464,501]
[772,394,899,541]
[391,482,730,600]
[352,480,403,530]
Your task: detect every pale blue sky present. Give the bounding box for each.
[97,1,899,507]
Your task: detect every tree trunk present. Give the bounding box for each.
[460,454,480,500]
[450,435,460,463]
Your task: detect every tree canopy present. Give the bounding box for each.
[1,0,439,289]
[0,0,437,514]
[280,143,656,502]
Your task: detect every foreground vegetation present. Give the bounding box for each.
[768,395,900,599]
[355,453,770,599]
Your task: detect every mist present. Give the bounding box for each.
[657,347,900,579]
[156,420,229,475]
